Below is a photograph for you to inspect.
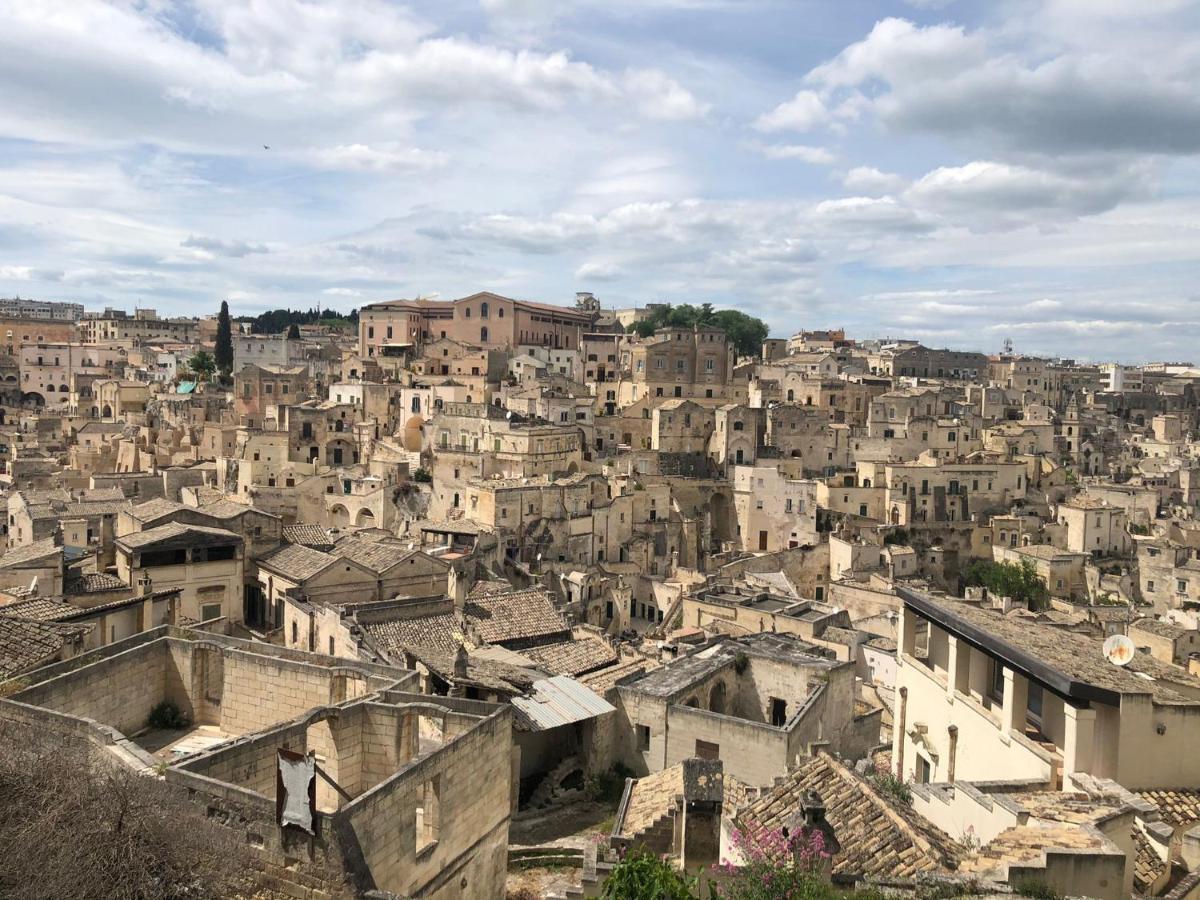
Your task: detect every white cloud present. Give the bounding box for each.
[757,144,836,165]
[841,166,907,194]
[180,235,269,258]
[311,144,448,173]
[623,69,709,121]
[754,90,830,133]
[904,160,1149,226]
[575,260,624,281]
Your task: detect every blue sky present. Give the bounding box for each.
[2,0,1200,362]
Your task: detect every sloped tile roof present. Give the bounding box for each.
[521,636,618,677]
[0,538,62,569]
[257,543,339,582]
[363,612,462,655]
[65,571,128,595]
[0,617,90,679]
[333,536,414,574]
[116,522,241,552]
[463,589,569,646]
[283,524,333,549]
[1138,789,1200,826]
[580,658,651,696]
[737,752,960,879]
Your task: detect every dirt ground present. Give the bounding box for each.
[505,799,619,898]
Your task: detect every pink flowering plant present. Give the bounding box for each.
[712,825,832,900]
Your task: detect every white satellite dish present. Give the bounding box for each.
[1103,634,1136,667]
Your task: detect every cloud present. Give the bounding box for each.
[0,265,63,281]
[575,260,624,281]
[311,144,448,173]
[757,144,836,165]
[841,166,907,194]
[754,90,830,133]
[804,16,1200,157]
[904,160,1150,226]
[623,69,709,121]
[180,235,269,258]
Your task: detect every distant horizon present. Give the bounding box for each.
[3,289,1190,369]
[3,2,1200,363]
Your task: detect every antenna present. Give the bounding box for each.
[1003,338,1013,354]
[1103,634,1135,667]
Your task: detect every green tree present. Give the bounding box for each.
[286,323,301,340]
[962,558,1049,610]
[215,300,234,377]
[623,303,768,358]
[187,350,216,382]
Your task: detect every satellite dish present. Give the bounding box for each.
[1103,634,1136,667]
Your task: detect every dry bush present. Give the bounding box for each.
[0,732,264,899]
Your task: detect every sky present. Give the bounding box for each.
[2,0,1200,363]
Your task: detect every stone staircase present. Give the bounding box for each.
[629,811,675,856]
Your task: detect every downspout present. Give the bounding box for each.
[896,686,908,779]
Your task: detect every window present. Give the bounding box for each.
[415,777,441,853]
[1179,579,1188,594]
[636,725,651,751]
[200,602,222,622]
[770,697,787,726]
[695,739,720,760]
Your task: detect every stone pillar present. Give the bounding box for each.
[899,605,917,657]
[1000,666,1028,745]
[1063,704,1096,779]
[894,686,908,779]
[947,636,970,699]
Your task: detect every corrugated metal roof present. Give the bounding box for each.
[510,675,615,731]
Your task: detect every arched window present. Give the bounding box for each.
[480,326,489,342]
[463,307,471,318]
[498,307,504,318]
[733,421,744,431]
[787,389,794,401]
[480,302,489,319]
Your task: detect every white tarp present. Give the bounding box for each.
[278,752,315,834]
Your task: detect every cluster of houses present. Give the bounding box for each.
[3,292,1200,897]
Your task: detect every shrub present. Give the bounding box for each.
[712,826,833,900]
[411,468,433,483]
[602,849,696,900]
[1013,879,1061,900]
[733,652,750,675]
[146,700,189,730]
[868,770,912,806]
[0,735,263,899]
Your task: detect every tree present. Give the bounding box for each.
[962,558,1050,610]
[215,300,234,377]
[187,350,216,382]
[286,323,301,340]
[624,303,768,358]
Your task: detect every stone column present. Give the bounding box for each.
[947,636,970,699]
[1000,666,1028,745]
[1063,704,1096,779]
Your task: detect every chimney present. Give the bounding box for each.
[453,642,469,679]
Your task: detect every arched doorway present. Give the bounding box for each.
[708,681,726,714]
[355,508,376,527]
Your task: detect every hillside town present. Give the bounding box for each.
[5,290,1200,900]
